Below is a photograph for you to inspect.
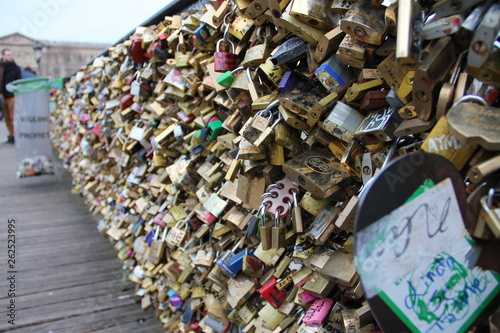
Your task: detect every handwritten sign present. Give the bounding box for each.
[355,178,500,332]
[356,178,466,298]
[379,237,500,333]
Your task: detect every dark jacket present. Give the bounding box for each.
[1,62,22,98]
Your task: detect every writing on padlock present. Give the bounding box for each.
[303,298,334,327]
[283,148,352,199]
[214,22,239,72]
[258,276,288,309]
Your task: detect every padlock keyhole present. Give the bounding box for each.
[416,90,428,102]
[298,175,306,186]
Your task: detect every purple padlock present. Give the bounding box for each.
[145,229,155,246]
[169,295,184,307]
[278,71,302,94]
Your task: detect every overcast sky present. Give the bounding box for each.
[0,0,175,44]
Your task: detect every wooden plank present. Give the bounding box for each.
[90,318,167,333]
[11,257,121,281]
[0,126,164,331]
[14,241,115,259]
[7,305,159,333]
[0,297,147,332]
[9,279,135,310]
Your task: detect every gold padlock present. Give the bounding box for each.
[302,272,336,298]
[290,0,336,31]
[340,0,389,45]
[174,43,192,68]
[377,51,411,102]
[314,27,345,63]
[280,5,324,45]
[282,147,352,199]
[241,42,270,68]
[229,14,255,40]
[269,142,285,165]
[413,36,457,121]
[275,121,300,151]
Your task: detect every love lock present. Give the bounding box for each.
[261,179,299,218]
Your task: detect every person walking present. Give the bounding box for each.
[0,49,22,144]
[22,66,37,79]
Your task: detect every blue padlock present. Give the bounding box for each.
[194,23,212,46]
[181,298,194,325]
[217,248,255,278]
[132,218,145,234]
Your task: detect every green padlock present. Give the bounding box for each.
[207,119,223,140]
[216,66,244,88]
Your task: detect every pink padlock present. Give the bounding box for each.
[298,291,318,303]
[80,114,90,122]
[204,213,217,224]
[303,298,334,327]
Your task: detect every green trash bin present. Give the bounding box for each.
[6,77,54,177]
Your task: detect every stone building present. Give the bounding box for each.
[0,32,109,79]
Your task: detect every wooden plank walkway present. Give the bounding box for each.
[0,124,164,332]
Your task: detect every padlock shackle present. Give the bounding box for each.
[261,192,277,200]
[153,224,161,241]
[216,39,235,53]
[266,182,284,192]
[488,187,499,207]
[265,99,281,113]
[258,202,271,225]
[452,94,488,108]
[291,188,299,207]
[256,26,267,45]
[245,67,256,83]
[381,137,402,171]
[176,41,188,53]
[270,110,282,129]
[230,66,245,74]
[274,210,281,227]
[161,227,168,241]
[222,13,233,43]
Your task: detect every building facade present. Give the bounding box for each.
[0,33,109,79]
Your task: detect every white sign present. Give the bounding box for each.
[355,178,500,332]
[356,178,467,298]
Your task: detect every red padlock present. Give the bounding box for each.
[120,94,134,110]
[190,321,201,333]
[258,277,287,309]
[214,40,238,72]
[129,38,148,63]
